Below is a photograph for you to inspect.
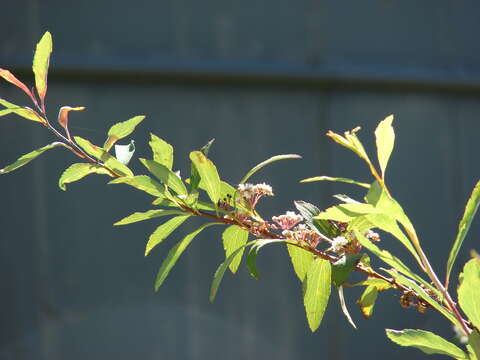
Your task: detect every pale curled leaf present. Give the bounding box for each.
[222,225,249,274]
[58,163,112,190]
[303,257,331,332]
[115,140,135,165]
[386,329,468,359]
[1,142,65,174]
[104,115,145,151]
[32,31,52,104]
[338,286,357,328]
[145,215,191,256]
[155,222,221,291]
[374,115,395,178]
[300,176,370,189]
[240,154,301,184]
[446,180,480,288]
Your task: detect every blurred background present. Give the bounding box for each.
[1,1,480,359]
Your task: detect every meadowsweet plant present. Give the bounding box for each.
[2,32,480,359]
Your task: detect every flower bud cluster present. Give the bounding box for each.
[237,183,274,209]
[283,224,322,249]
[272,211,303,230]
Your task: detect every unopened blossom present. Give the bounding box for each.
[284,224,322,248]
[272,211,303,230]
[237,182,274,209]
[330,236,349,254]
[365,229,380,242]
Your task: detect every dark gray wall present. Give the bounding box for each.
[1,1,479,359]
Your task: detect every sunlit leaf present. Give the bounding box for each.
[287,244,314,281]
[458,258,480,330]
[315,203,379,223]
[57,106,85,132]
[109,175,165,197]
[303,257,331,332]
[385,329,468,359]
[104,115,145,151]
[446,181,480,288]
[0,69,35,102]
[357,285,378,318]
[32,31,52,105]
[374,115,395,178]
[139,158,187,196]
[58,163,111,190]
[0,142,65,174]
[155,222,221,291]
[240,154,301,184]
[300,176,370,189]
[469,330,480,360]
[114,209,185,226]
[0,98,45,123]
[149,133,173,169]
[189,151,221,205]
[222,225,249,274]
[74,136,133,177]
[145,215,191,256]
[352,278,392,291]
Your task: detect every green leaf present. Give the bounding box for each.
[32,31,52,104]
[240,154,301,184]
[374,115,395,178]
[331,253,363,286]
[145,215,191,256]
[300,176,370,188]
[0,142,64,174]
[357,285,378,318]
[246,239,286,279]
[352,278,392,291]
[74,136,133,177]
[222,225,249,274]
[58,163,112,190]
[385,329,468,359]
[468,330,480,360]
[287,244,314,281]
[109,175,166,197]
[149,133,173,169]
[446,181,480,288]
[0,98,45,123]
[155,222,221,291]
[114,209,185,226]
[315,203,379,223]
[458,259,480,330]
[294,201,339,237]
[303,257,331,332]
[104,115,145,151]
[189,151,222,204]
[139,158,187,196]
[337,285,357,329]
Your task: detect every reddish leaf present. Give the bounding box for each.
[57,106,85,135]
[0,69,36,103]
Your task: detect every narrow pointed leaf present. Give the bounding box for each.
[357,285,378,318]
[304,257,331,332]
[300,176,370,188]
[114,209,185,226]
[57,106,85,131]
[104,115,145,151]
[446,181,480,287]
[0,99,45,123]
[145,215,191,256]
[222,225,249,273]
[74,136,133,177]
[338,286,357,328]
[374,115,395,178]
[109,175,165,197]
[155,222,221,291]
[149,133,173,169]
[189,151,221,204]
[246,239,286,279]
[140,158,187,196]
[287,244,314,281]
[385,329,468,359]
[32,31,52,104]
[315,203,379,223]
[59,163,111,190]
[240,154,301,184]
[1,142,65,174]
[458,259,480,329]
[352,278,392,291]
[0,69,35,101]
